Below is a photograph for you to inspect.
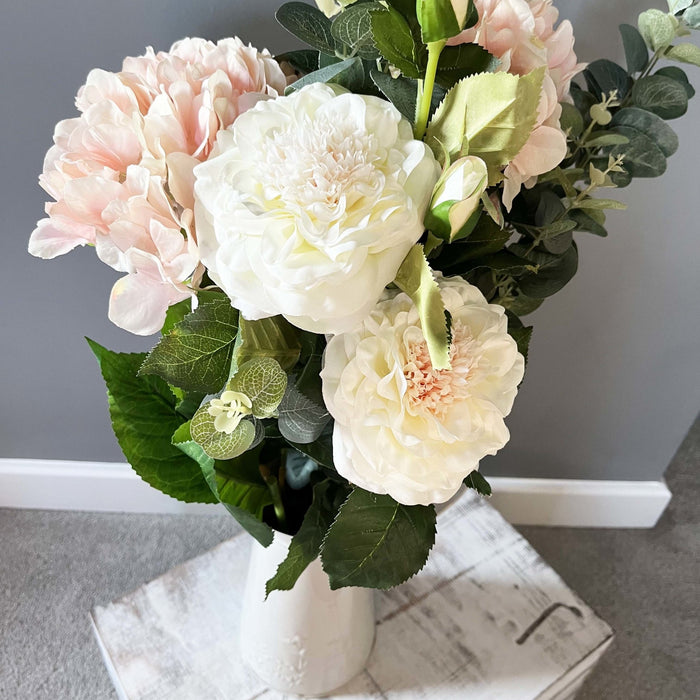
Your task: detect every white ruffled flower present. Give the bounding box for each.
[193,83,441,334]
[321,275,524,506]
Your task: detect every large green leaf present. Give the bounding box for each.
[139,295,238,395]
[87,339,217,504]
[655,66,695,98]
[394,245,451,371]
[583,59,632,100]
[266,480,345,595]
[370,69,417,121]
[321,489,437,589]
[276,1,337,56]
[370,6,422,79]
[436,44,499,89]
[512,244,579,299]
[631,75,689,119]
[426,68,544,183]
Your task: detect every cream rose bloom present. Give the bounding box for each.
[193,83,441,334]
[321,275,524,505]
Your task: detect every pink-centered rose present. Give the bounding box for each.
[449,0,585,209]
[29,38,287,335]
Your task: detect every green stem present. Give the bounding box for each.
[260,464,287,530]
[415,40,446,140]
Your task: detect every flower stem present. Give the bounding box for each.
[260,463,287,530]
[415,40,446,140]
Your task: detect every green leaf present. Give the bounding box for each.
[320,489,436,590]
[655,66,695,97]
[668,0,693,15]
[275,49,320,75]
[426,68,545,184]
[665,42,700,67]
[559,102,584,137]
[571,209,608,237]
[684,5,700,29]
[608,125,667,177]
[370,69,417,121]
[502,292,543,316]
[583,59,632,100]
[191,407,256,460]
[638,9,676,51]
[331,2,381,59]
[466,250,534,275]
[572,198,627,211]
[278,379,330,444]
[287,429,336,470]
[394,245,451,371]
[276,2,337,55]
[285,57,365,94]
[139,294,238,395]
[632,74,688,119]
[87,339,217,504]
[370,6,422,79]
[619,24,649,74]
[611,107,679,156]
[435,44,500,89]
[172,420,214,472]
[513,245,579,299]
[584,132,630,148]
[232,316,301,374]
[200,447,274,546]
[229,358,288,419]
[464,470,492,496]
[266,480,343,595]
[161,299,191,337]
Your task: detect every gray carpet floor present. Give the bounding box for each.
[1,419,698,700]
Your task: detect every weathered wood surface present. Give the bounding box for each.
[91,491,613,699]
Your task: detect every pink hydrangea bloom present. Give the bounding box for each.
[29,38,287,335]
[448,0,585,209]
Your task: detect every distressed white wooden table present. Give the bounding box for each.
[91,491,613,699]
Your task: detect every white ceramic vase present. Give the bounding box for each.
[239,531,376,696]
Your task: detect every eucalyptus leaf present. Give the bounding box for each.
[191,407,257,460]
[559,102,584,137]
[229,358,288,419]
[320,489,436,590]
[139,294,238,395]
[632,75,688,120]
[502,293,543,316]
[571,209,609,237]
[665,43,700,67]
[285,57,365,94]
[331,2,380,59]
[427,68,544,183]
[514,245,579,299]
[655,66,696,97]
[275,49,319,75]
[276,1,337,55]
[278,380,330,444]
[584,132,630,148]
[638,9,676,51]
[583,59,632,100]
[572,198,627,211]
[87,340,217,504]
[394,245,451,370]
[667,0,693,14]
[611,107,679,156]
[370,69,417,121]
[619,23,649,74]
[684,5,700,28]
[608,125,667,177]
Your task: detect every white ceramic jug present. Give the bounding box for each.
[239,531,376,696]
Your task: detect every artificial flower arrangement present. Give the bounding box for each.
[30,0,700,594]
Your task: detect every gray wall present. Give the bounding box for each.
[1,0,697,479]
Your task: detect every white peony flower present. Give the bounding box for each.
[321,275,524,505]
[193,83,441,334]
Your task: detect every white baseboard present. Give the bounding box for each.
[0,459,671,528]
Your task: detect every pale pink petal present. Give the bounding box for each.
[28,217,94,258]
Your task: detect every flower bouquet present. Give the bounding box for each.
[30,0,699,694]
